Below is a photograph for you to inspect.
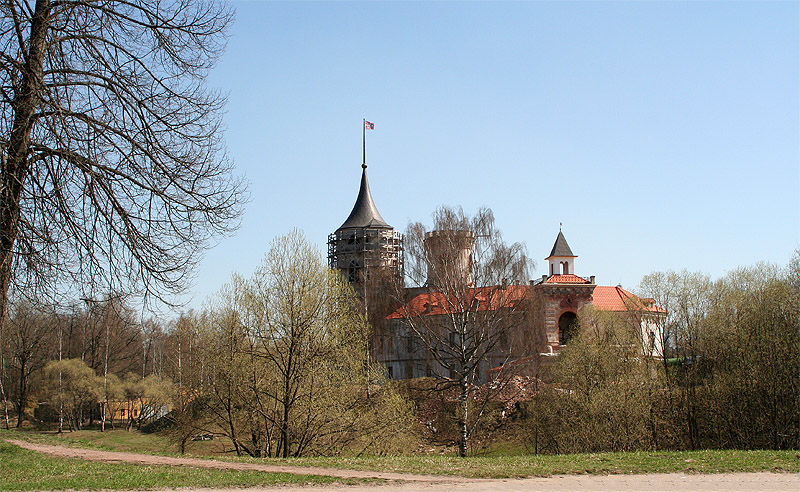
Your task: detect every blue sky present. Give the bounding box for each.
[182,0,799,309]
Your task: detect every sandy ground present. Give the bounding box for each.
[181,473,800,492]
[6,438,800,492]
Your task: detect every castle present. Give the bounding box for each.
[328,164,666,380]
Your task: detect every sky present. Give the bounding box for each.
[179,0,799,310]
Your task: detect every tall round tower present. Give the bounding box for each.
[423,229,475,289]
[327,163,403,296]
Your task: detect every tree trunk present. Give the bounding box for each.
[0,353,10,429]
[457,380,469,457]
[280,338,295,459]
[0,3,51,428]
[0,0,51,335]
[16,359,27,427]
[280,391,291,458]
[227,402,241,456]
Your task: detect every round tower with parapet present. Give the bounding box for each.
[423,229,475,289]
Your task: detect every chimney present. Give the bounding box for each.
[542,274,547,282]
[589,275,595,284]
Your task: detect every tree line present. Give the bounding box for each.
[0,0,246,436]
[0,294,174,429]
[0,231,414,457]
[1,231,796,456]
[516,257,799,454]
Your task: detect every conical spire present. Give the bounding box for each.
[548,230,575,258]
[546,229,577,276]
[336,165,392,231]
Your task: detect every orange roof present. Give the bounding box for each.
[545,274,590,284]
[386,285,528,319]
[592,286,666,313]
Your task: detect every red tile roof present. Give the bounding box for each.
[545,274,590,284]
[386,285,528,319]
[592,286,667,313]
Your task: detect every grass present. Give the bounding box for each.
[3,428,799,481]
[260,449,800,478]
[1,427,179,454]
[0,440,360,491]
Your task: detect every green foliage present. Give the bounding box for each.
[699,264,800,449]
[41,359,102,430]
[530,306,662,453]
[179,230,415,457]
[522,257,800,454]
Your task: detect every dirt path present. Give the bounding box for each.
[184,472,800,492]
[6,438,799,491]
[5,438,459,483]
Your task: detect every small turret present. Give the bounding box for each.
[546,228,576,276]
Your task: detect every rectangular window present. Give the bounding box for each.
[449,332,460,346]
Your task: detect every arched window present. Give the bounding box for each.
[558,311,578,345]
[563,261,569,274]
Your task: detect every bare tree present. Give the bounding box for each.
[0,0,245,324]
[394,206,531,457]
[244,230,405,458]
[639,269,712,450]
[193,231,414,458]
[3,300,53,426]
[139,318,163,378]
[701,263,800,450]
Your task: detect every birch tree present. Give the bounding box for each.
[196,231,414,457]
[396,206,531,457]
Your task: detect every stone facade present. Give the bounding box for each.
[533,280,595,351]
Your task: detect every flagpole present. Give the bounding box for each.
[362,119,366,169]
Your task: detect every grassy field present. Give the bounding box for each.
[3,428,799,480]
[1,427,195,456]
[0,440,360,491]
[272,449,800,478]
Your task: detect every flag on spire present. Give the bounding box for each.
[365,120,375,130]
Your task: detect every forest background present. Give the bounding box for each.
[2,232,797,457]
